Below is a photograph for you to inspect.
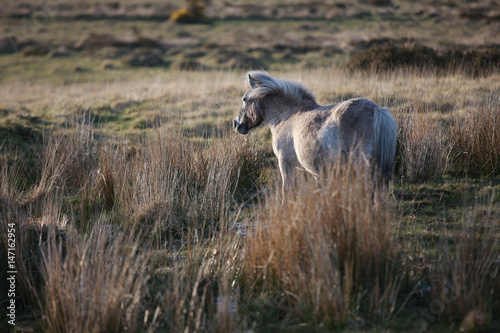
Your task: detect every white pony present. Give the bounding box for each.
[234,71,397,195]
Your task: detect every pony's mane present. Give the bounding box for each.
[246,71,316,102]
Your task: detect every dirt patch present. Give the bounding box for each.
[359,0,393,6]
[100,60,115,70]
[212,50,264,70]
[122,49,169,67]
[1,1,498,23]
[273,42,321,54]
[74,33,127,51]
[459,3,500,21]
[73,66,89,73]
[0,35,39,54]
[95,46,131,59]
[350,37,415,51]
[20,43,50,56]
[1,2,175,20]
[183,51,207,59]
[74,33,164,52]
[130,36,164,50]
[0,36,18,53]
[173,60,207,71]
[48,46,72,58]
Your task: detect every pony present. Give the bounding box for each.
[233,71,397,196]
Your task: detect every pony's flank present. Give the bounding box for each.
[247,71,316,102]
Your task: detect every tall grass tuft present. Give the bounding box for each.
[40,225,148,333]
[1,139,70,309]
[449,92,500,177]
[60,110,99,189]
[242,156,403,328]
[432,197,500,330]
[398,112,449,183]
[111,127,262,245]
[0,162,41,308]
[150,231,244,332]
[97,148,117,211]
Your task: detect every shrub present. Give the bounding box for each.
[443,48,500,77]
[347,41,500,76]
[347,41,440,73]
[170,0,211,24]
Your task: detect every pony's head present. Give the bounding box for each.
[233,72,266,135]
[233,71,316,135]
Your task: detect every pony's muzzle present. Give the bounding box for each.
[233,119,248,135]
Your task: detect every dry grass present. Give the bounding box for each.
[1,1,500,329]
[1,67,500,332]
[0,140,70,310]
[433,202,500,331]
[0,166,39,309]
[40,226,147,333]
[346,41,500,76]
[0,112,262,331]
[242,157,403,328]
[151,232,244,332]
[104,127,263,244]
[450,93,500,177]
[399,112,449,183]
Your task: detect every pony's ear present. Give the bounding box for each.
[248,74,258,89]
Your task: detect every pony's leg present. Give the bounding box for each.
[278,159,294,202]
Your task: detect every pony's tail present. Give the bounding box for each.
[373,107,397,184]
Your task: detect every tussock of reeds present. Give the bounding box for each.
[101,128,264,244]
[0,144,69,309]
[40,226,147,333]
[0,116,263,331]
[399,113,449,183]
[450,93,500,177]
[242,156,403,328]
[152,233,244,332]
[433,199,500,331]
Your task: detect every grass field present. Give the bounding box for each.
[1,1,500,332]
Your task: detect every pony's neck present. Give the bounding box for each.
[263,95,318,127]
